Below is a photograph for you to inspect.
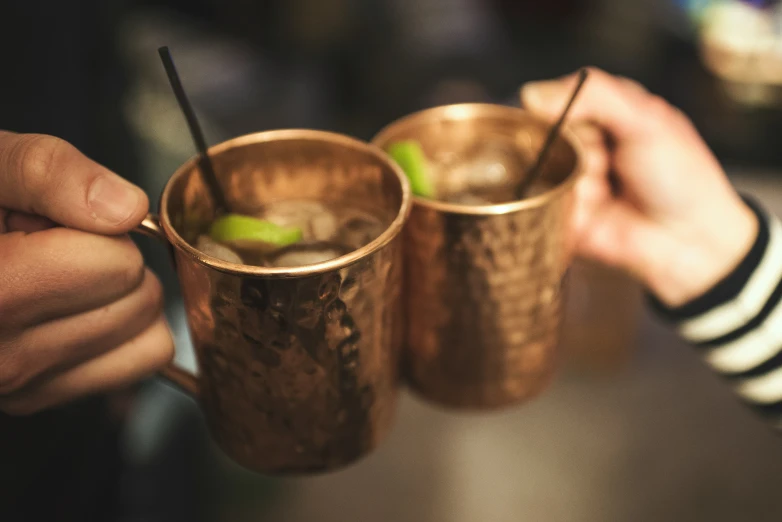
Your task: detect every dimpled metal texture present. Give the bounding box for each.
[372,104,583,410]
[156,130,410,473]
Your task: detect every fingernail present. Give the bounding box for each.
[88,175,142,225]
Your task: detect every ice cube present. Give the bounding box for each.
[310,211,339,242]
[257,200,338,242]
[336,210,385,249]
[196,235,244,264]
[434,139,529,203]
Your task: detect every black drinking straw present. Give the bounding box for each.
[158,46,229,212]
[516,68,589,199]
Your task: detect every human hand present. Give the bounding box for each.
[0,131,173,415]
[521,68,758,307]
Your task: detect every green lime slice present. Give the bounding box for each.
[387,140,435,198]
[209,214,303,246]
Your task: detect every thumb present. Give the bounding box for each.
[0,131,148,234]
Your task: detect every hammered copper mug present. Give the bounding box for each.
[136,129,411,473]
[372,104,584,410]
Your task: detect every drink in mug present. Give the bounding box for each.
[196,200,387,268]
[372,104,584,409]
[138,130,411,473]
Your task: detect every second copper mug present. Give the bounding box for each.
[372,103,584,410]
[137,129,411,473]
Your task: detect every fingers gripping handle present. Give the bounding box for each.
[134,214,199,397]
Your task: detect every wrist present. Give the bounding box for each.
[645,196,759,308]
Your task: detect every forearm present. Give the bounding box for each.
[650,196,782,427]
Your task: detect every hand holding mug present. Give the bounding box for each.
[522,68,757,307]
[0,131,173,415]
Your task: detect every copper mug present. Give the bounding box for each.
[372,104,584,409]
[136,129,411,473]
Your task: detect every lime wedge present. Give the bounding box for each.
[209,214,303,246]
[387,140,435,198]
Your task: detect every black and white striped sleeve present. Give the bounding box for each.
[649,197,782,426]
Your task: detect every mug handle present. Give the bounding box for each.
[135,214,199,397]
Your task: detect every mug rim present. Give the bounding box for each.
[370,103,585,216]
[158,129,412,278]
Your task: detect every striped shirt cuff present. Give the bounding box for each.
[649,196,782,422]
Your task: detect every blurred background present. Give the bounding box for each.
[4,0,782,521]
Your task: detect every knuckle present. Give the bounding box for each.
[645,95,676,122]
[603,72,630,93]
[582,65,605,78]
[582,66,612,87]
[617,76,648,96]
[584,68,642,106]
[11,135,71,206]
[670,104,693,127]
